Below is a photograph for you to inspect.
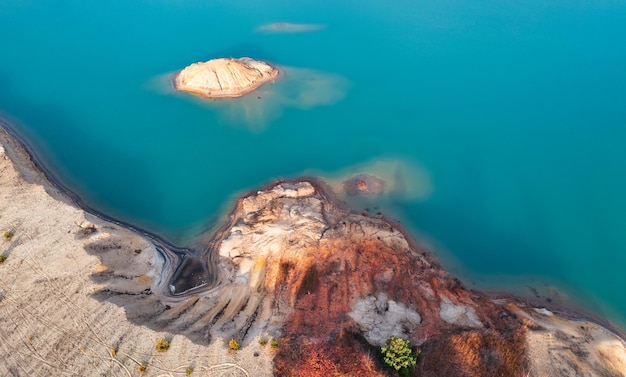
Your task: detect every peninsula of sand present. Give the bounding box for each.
[1,123,626,376]
[174,57,280,98]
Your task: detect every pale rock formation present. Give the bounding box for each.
[439,296,483,328]
[174,57,279,98]
[349,292,422,346]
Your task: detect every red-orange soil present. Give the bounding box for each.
[271,235,528,376]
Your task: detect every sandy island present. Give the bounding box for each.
[174,57,280,99]
[1,121,626,376]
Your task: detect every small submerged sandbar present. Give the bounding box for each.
[255,22,326,33]
[174,57,280,98]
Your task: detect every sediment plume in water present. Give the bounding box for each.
[149,65,349,131]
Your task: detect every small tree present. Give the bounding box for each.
[381,336,417,376]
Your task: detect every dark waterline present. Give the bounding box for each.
[0,119,211,297]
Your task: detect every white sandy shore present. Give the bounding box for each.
[0,127,273,377]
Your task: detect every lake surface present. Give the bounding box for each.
[1,0,625,327]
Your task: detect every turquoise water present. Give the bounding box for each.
[1,0,626,326]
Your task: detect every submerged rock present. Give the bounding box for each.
[174,57,279,98]
[342,173,386,195]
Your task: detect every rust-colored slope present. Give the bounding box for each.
[270,230,528,376]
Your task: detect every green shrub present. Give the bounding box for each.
[3,231,13,240]
[185,367,194,375]
[228,339,240,351]
[270,339,279,349]
[258,337,268,346]
[381,336,417,376]
[138,364,147,373]
[0,255,6,264]
[155,338,170,352]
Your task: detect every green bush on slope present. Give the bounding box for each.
[381,336,418,376]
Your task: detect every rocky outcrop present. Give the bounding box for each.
[122,177,623,377]
[174,57,279,98]
[2,123,625,377]
[193,180,626,376]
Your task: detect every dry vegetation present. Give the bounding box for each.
[275,334,385,377]
[417,328,528,377]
